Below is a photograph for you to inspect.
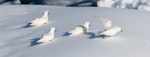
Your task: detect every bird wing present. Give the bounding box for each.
[29,18,41,23]
[79,25,87,33]
[101,17,112,30]
[68,27,83,35]
[37,34,53,43]
[100,28,117,36]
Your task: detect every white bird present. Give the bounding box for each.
[101,17,112,30]
[67,21,90,36]
[98,26,122,38]
[37,27,56,43]
[29,11,49,27]
[98,17,122,38]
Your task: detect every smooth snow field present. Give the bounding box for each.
[0,5,150,57]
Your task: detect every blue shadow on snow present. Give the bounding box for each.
[62,32,71,36]
[23,23,33,28]
[29,38,41,47]
[85,32,105,39]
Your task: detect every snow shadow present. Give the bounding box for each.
[85,32,96,38]
[68,0,97,7]
[29,38,40,47]
[62,32,71,36]
[23,23,32,28]
[85,32,104,39]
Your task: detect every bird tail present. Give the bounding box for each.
[37,40,43,43]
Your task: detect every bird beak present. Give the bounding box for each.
[55,30,57,32]
[89,25,91,26]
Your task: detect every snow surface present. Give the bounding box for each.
[97,0,150,12]
[0,5,150,57]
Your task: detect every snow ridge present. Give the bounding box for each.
[97,0,150,11]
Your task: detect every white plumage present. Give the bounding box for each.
[101,17,112,30]
[98,26,122,37]
[98,17,122,37]
[29,11,49,27]
[68,21,90,36]
[37,27,56,43]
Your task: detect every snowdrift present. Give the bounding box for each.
[0,5,150,57]
[97,0,150,11]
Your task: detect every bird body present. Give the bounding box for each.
[30,11,49,27]
[68,26,84,36]
[37,27,56,43]
[98,17,122,37]
[99,26,122,37]
[68,21,90,36]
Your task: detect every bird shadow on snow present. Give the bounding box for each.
[85,32,104,39]
[62,32,71,36]
[22,23,32,28]
[62,32,104,39]
[29,38,41,47]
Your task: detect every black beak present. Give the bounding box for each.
[121,30,122,32]
[55,30,57,32]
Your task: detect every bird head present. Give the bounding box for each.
[114,26,122,32]
[43,10,49,17]
[84,21,91,27]
[49,27,56,34]
[44,10,49,15]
